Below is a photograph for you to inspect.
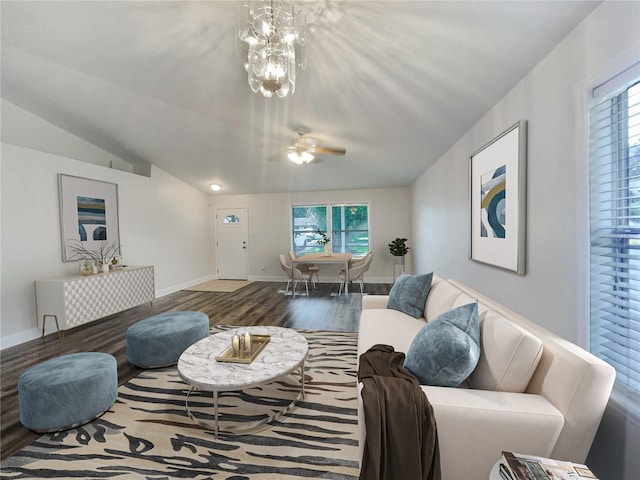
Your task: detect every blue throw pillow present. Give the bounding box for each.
[404,302,480,387]
[387,272,433,318]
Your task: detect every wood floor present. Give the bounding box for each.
[0,280,391,460]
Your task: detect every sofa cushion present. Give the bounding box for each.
[404,302,480,387]
[358,309,427,357]
[387,272,433,318]
[468,311,543,392]
[424,280,476,321]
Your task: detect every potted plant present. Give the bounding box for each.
[388,237,410,265]
[316,229,331,256]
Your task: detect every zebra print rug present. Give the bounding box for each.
[1,329,360,479]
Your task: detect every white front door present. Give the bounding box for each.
[216,207,248,280]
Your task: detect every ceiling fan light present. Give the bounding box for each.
[287,130,346,163]
[288,151,303,164]
[288,150,314,164]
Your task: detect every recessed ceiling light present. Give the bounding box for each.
[210,184,222,191]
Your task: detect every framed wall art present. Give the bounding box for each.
[58,174,120,262]
[469,120,527,274]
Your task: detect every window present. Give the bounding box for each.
[331,205,370,256]
[291,205,327,255]
[589,66,640,395]
[224,215,240,224]
[291,204,370,256]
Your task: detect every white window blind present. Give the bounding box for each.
[589,65,640,394]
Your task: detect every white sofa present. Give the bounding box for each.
[357,275,616,480]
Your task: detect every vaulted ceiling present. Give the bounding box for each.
[1,1,600,194]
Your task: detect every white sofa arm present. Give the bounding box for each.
[357,384,564,480]
[361,295,389,310]
[423,386,564,480]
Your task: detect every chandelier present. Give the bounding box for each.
[236,0,307,98]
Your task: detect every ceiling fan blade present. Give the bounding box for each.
[312,146,346,155]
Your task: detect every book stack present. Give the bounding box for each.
[500,452,598,480]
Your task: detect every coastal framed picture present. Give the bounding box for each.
[58,174,120,262]
[469,121,527,274]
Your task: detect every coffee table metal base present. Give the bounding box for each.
[184,362,305,438]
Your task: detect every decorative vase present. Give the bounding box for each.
[323,244,332,256]
[101,263,109,273]
[79,259,93,276]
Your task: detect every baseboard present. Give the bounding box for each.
[248,275,392,284]
[1,327,42,351]
[155,274,216,298]
[248,275,283,282]
[158,275,394,288]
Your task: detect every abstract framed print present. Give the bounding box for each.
[469,121,527,274]
[58,174,120,262]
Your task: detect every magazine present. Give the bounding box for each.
[501,452,598,480]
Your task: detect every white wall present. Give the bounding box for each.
[1,124,212,349]
[411,2,640,479]
[1,99,135,173]
[209,187,412,282]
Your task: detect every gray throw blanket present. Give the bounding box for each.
[357,344,441,480]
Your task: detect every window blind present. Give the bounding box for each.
[589,69,640,394]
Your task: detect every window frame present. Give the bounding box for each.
[290,203,370,257]
[330,204,370,256]
[588,71,640,397]
[291,205,328,255]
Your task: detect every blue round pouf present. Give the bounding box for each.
[18,352,118,432]
[126,311,210,368]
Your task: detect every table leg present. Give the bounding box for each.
[291,261,296,299]
[184,368,305,437]
[41,314,64,338]
[344,260,349,297]
[300,358,306,399]
[213,391,219,439]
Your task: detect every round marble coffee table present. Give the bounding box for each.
[177,326,308,437]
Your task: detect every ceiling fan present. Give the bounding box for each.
[287,128,346,165]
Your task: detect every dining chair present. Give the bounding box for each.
[279,254,313,296]
[289,251,320,286]
[338,252,373,297]
[348,251,372,269]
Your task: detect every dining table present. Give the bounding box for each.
[290,252,352,298]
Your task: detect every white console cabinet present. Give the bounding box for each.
[35,266,155,332]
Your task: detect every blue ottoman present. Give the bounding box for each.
[18,352,118,432]
[126,311,210,368]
